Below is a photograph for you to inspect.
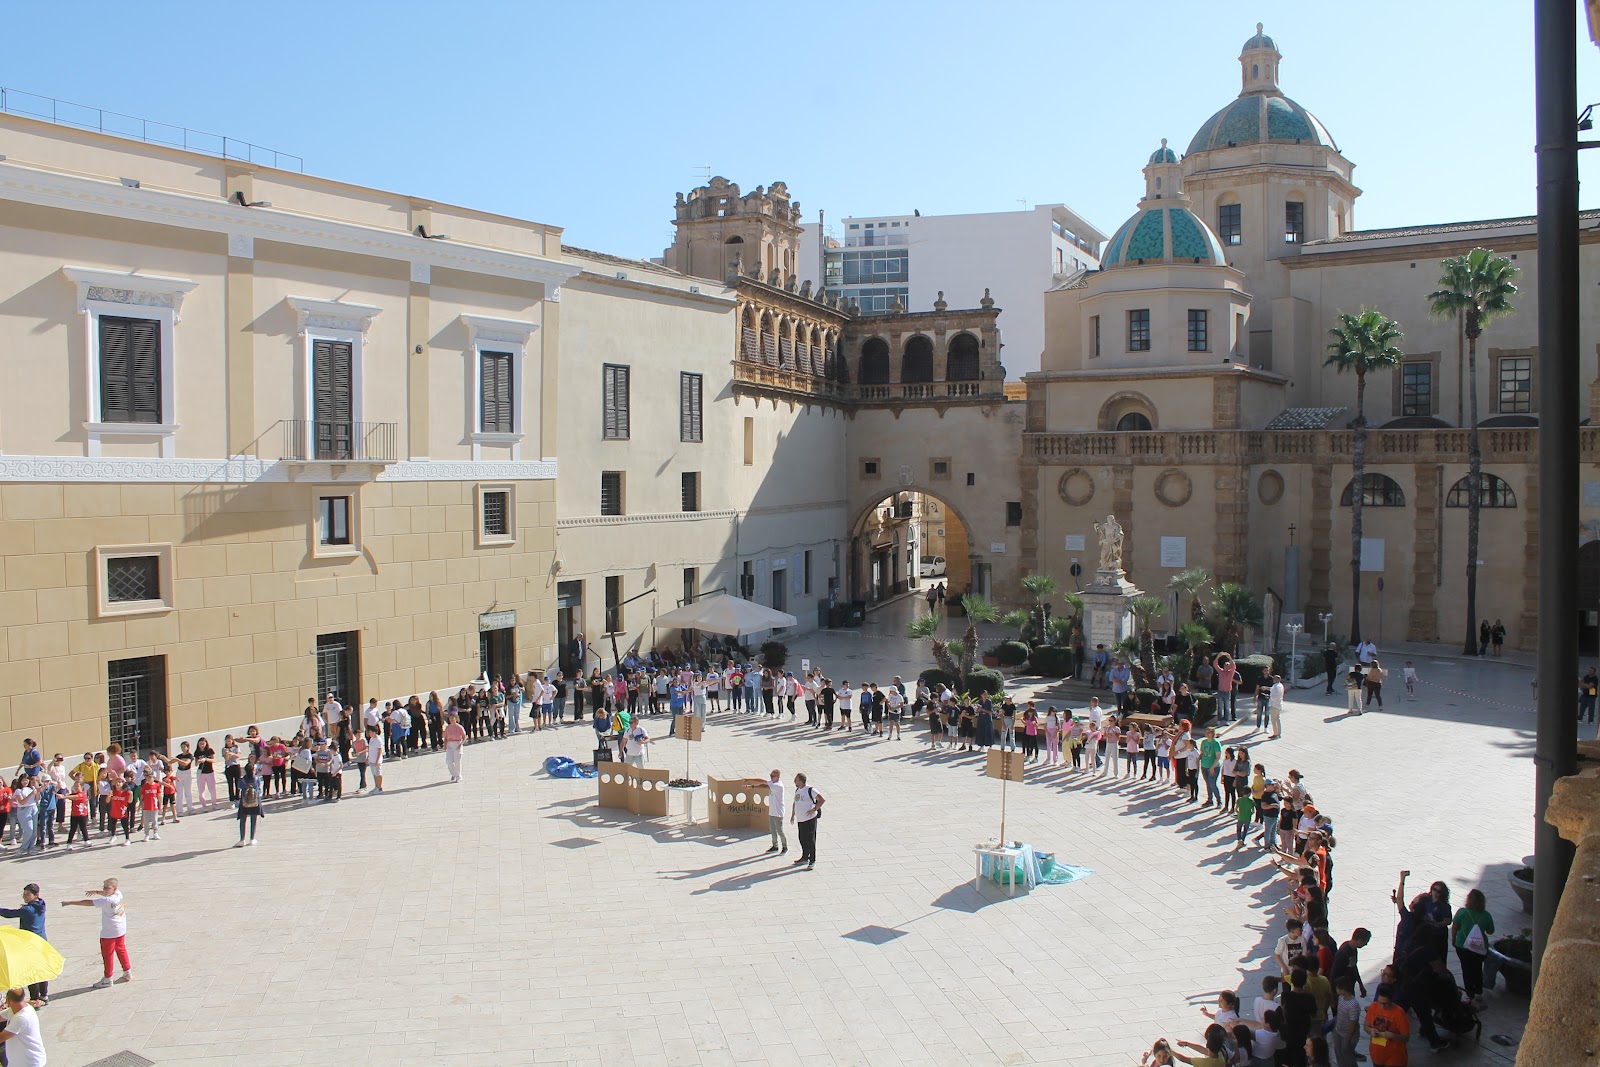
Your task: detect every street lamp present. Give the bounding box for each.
[1286,622,1304,689]
[1318,612,1334,648]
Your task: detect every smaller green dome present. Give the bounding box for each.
[1148,138,1178,165]
[1242,22,1275,51]
[1101,203,1228,269]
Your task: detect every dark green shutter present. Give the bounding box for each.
[99,316,161,423]
[313,340,353,459]
[680,372,702,442]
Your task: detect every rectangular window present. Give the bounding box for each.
[1128,309,1151,352]
[841,286,910,314]
[1218,204,1242,246]
[479,350,515,433]
[1090,315,1101,357]
[602,363,630,440]
[1284,201,1304,244]
[1006,502,1023,527]
[681,471,700,513]
[481,490,510,537]
[740,560,755,598]
[1498,356,1533,413]
[600,471,624,516]
[679,372,703,442]
[605,575,624,634]
[318,495,351,545]
[1187,309,1208,352]
[106,555,161,603]
[312,339,355,460]
[862,459,880,477]
[683,567,698,606]
[107,655,168,757]
[840,249,909,285]
[743,417,754,466]
[803,550,813,595]
[98,315,163,423]
[1401,361,1433,417]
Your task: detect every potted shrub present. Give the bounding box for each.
[995,640,1030,668]
[759,640,789,671]
[1487,930,1533,995]
[1508,865,1534,913]
[981,644,1001,668]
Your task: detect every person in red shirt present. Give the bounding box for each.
[159,772,178,825]
[108,778,134,845]
[1363,983,1412,1066]
[0,780,12,847]
[138,777,161,842]
[66,782,92,848]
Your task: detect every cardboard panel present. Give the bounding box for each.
[707,774,771,830]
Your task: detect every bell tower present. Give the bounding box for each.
[663,177,804,285]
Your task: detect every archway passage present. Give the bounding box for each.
[1581,540,1600,655]
[848,489,972,606]
[946,332,980,380]
[902,336,934,383]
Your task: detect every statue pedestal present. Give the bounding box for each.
[1079,570,1142,652]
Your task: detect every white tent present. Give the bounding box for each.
[651,593,798,636]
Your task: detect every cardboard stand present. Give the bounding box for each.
[975,750,1030,895]
[986,749,1025,842]
[595,760,669,817]
[707,775,772,830]
[674,713,703,779]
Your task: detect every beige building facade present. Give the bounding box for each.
[0,113,576,756]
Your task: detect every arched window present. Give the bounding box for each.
[829,338,848,383]
[1340,474,1406,507]
[902,336,934,382]
[859,338,889,384]
[740,305,759,361]
[725,234,744,276]
[946,333,980,381]
[1116,412,1153,432]
[1446,473,1517,509]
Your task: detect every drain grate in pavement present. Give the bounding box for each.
[83,1052,156,1067]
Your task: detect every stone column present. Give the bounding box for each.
[1407,463,1440,641]
[1520,465,1540,651]
[1307,463,1333,618]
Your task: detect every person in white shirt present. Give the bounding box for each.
[762,769,787,855]
[884,686,905,740]
[1274,919,1307,975]
[0,986,46,1066]
[64,877,130,987]
[1356,640,1377,666]
[624,721,649,768]
[705,669,722,712]
[1268,675,1286,739]
[541,678,556,727]
[323,691,347,759]
[1252,973,1281,1025]
[1087,697,1104,730]
[837,683,854,730]
[790,772,824,871]
[804,671,822,726]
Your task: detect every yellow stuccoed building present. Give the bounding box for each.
[0,112,577,756]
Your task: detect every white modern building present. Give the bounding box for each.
[799,204,1106,374]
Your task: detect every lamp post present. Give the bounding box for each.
[1286,622,1303,689]
[1318,612,1334,648]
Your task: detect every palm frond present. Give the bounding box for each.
[1000,609,1031,631]
[960,593,999,624]
[1128,596,1166,623]
[1020,573,1059,600]
[906,612,942,640]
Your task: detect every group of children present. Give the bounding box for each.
[1,746,184,853]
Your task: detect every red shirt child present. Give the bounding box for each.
[109,787,132,821]
[0,785,12,813]
[139,780,161,812]
[162,773,177,798]
[70,789,90,818]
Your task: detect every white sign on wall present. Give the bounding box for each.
[990,542,1007,554]
[1064,534,1086,552]
[1159,536,1187,568]
[1360,537,1385,572]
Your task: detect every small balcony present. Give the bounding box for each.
[278,420,398,476]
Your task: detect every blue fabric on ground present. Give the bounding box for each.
[546,756,597,778]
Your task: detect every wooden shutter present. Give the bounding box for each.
[680,372,702,442]
[480,350,514,433]
[313,340,354,459]
[602,364,629,440]
[99,316,161,423]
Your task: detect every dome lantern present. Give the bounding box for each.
[1240,22,1280,95]
[1144,138,1183,200]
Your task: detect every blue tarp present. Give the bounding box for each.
[545,756,597,779]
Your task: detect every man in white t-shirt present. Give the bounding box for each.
[1268,676,1286,739]
[790,772,824,871]
[1355,640,1377,666]
[624,721,649,768]
[64,877,130,987]
[705,669,722,712]
[763,769,787,855]
[1087,697,1104,730]
[0,987,45,1066]
[323,691,347,759]
[366,727,385,794]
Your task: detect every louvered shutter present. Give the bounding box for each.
[680,372,702,442]
[481,351,513,433]
[99,317,132,422]
[313,340,354,459]
[99,316,161,423]
[603,364,629,440]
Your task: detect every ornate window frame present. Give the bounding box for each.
[461,314,539,460]
[287,296,382,462]
[63,266,197,458]
[94,542,175,618]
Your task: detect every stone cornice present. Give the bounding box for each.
[566,270,737,309]
[0,455,557,483]
[1,159,581,289]
[1023,364,1289,385]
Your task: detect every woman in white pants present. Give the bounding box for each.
[443,711,466,783]
[172,742,196,816]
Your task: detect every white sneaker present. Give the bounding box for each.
[92,977,111,989]
[116,972,131,984]
[247,839,257,847]
[151,834,160,841]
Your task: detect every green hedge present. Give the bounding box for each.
[918,666,1006,697]
[995,640,1030,667]
[1028,645,1075,677]
[1195,692,1217,727]
[1133,687,1160,713]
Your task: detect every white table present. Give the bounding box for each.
[973,844,1027,896]
[667,783,707,824]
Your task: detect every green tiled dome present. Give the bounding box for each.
[1101,205,1228,269]
[1186,93,1336,155]
[1148,139,1179,165]
[1243,28,1275,51]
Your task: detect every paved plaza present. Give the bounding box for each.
[10,604,1562,1067]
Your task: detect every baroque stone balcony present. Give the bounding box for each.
[1025,425,1598,465]
[731,360,1005,408]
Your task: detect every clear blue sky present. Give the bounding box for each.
[4,1,1598,260]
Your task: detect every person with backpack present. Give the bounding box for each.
[790,772,824,871]
[1450,889,1494,1008]
[235,773,263,846]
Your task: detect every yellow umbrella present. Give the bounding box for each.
[0,928,64,989]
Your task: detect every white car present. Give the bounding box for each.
[919,555,946,578]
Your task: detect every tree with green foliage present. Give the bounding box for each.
[1324,307,1405,644]
[1428,248,1519,655]
[1128,596,1166,687]
[1167,567,1212,623]
[908,593,999,691]
[1209,582,1265,655]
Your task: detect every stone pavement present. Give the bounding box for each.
[8,612,1555,1067]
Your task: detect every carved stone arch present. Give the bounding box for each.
[860,337,890,384]
[1099,391,1159,431]
[946,332,980,380]
[902,334,935,383]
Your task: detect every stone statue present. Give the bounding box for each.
[1094,513,1125,573]
[799,280,813,298]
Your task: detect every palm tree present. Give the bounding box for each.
[1324,308,1405,644]
[1168,567,1213,622]
[1019,573,1059,647]
[1429,249,1519,655]
[907,593,999,690]
[1178,620,1213,677]
[1209,582,1265,654]
[1128,596,1166,687]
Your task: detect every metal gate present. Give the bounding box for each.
[107,657,162,754]
[315,633,357,709]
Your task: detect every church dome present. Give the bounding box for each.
[1148,139,1179,165]
[1242,25,1275,51]
[1101,203,1227,269]
[1186,94,1337,155]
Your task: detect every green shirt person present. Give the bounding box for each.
[1200,733,1223,769]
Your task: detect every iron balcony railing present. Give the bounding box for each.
[281,420,398,463]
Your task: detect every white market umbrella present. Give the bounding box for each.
[651,593,798,636]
